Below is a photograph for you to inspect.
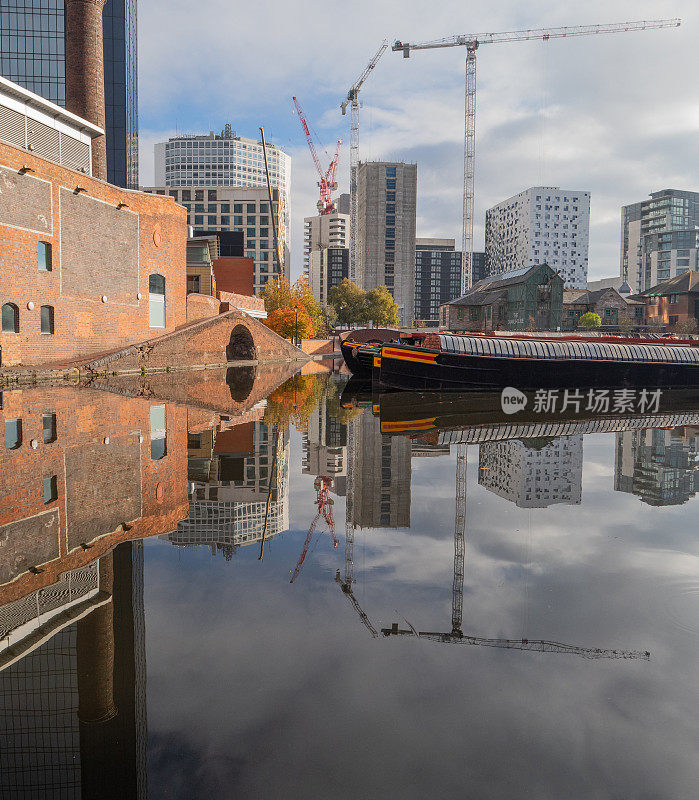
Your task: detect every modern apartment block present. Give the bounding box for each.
[335,193,350,215]
[485,187,590,289]
[0,0,139,188]
[304,211,349,274]
[308,247,349,305]
[620,190,699,293]
[357,161,417,325]
[478,436,583,507]
[414,238,464,326]
[144,185,287,292]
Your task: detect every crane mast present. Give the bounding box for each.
[341,40,389,283]
[292,95,342,215]
[393,18,681,293]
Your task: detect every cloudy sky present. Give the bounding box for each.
[137,0,698,282]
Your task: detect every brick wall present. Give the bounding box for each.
[0,139,187,368]
[213,257,255,296]
[0,386,188,600]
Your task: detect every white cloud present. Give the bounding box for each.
[138,0,699,281]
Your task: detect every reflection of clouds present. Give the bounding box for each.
[143,422,699,798]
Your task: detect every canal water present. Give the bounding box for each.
[1,368,699,798]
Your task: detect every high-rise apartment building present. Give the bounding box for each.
[144,185,287,292]
[357,161,417,325]
[620,190,699,293]
[414,238,464,325]
[485,187,590,289]
[304,212,349,271]
[305,210,349,304]
[478,436,583,507]
[152,129,291,285]
[335,193,350,215]
[308,247,349,305]
[0,0,138,188]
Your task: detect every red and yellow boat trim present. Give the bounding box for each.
[380,417,437,434]
[381,346,438,364]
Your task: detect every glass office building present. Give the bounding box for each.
[0,0,138,189]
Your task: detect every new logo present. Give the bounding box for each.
[501,387,527,414]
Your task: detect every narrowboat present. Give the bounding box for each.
[339,329,425,378]
[378,333,699,391]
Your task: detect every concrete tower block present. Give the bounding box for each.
[65,0,108,180]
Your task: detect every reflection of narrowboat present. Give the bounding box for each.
[378,333,699,391]
[377,388,699,436]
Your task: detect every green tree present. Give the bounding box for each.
[578,311,602,330]
[328,279,367,326]
[365,285,399,326]
[261,276,293,314]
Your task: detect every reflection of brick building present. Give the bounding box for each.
[0,387,188,593]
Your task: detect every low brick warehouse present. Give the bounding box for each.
[0,139,187,368]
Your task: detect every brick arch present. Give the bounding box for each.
[226,324,256,362]
[226,365,256,403]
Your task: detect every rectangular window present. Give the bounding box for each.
[207,215,216,225]
[186,275,201,294]
[207,204,216,213]
[221,215,230,225]
[44,475,58,504]
[150,405,167,460]
[386,166,397,177]
[5,419,21,450]
[194,215,204,226]
[220,204,230,213]
[42,413,57,444]
[247,203,256,213]
[208,190,217,201]
[194,203,205,213]
[38,241,52,271]
[386,179,396,190]
[234,203,243,213]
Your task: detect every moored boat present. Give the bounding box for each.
[378,333,699,391]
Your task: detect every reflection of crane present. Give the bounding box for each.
[335,418,379,637]
[341,40,389,282]
[393,19,681,292]
[292,96,342,215]
[290,476,338,583]
[382,444,650,660]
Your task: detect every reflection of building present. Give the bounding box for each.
[0,542,148,798]
[168,422,290,557]
[614,427,699,505]
[303,382,348,495]
[352,413,411,529]
[411,441,451,458]
[478,436,583,507]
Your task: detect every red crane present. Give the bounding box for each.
[292,96,342,215]
[290,476,338,583]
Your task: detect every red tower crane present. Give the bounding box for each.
[292,96,342,215]
[290,476,338,583]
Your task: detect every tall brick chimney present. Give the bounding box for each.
[65,0,108,180]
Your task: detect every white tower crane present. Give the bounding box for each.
[393,19,681,293]
[341,40,389,284]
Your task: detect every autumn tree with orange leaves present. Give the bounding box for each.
[261,276,323,340]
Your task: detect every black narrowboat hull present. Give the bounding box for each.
[379,344,699,391]
[340,340,381,377]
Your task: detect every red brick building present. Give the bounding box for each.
[640,271,699,331]
[0,79,187,368]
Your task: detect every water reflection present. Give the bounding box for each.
[1,370,699,797]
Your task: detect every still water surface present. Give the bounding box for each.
[1,368,699,798]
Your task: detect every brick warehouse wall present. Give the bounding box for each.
[0,386,189,602]
[0,139,187,368]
